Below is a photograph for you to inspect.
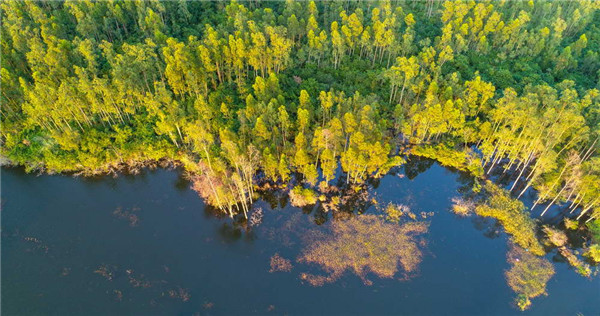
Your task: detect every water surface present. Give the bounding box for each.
[2,162,598,315]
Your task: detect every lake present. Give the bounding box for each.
[2,160,599,315]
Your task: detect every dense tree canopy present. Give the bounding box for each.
[1,1,599,231]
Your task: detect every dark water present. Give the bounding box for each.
[2,162,599,316]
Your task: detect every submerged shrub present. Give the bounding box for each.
[289,186,318,207]
[543,226,568,248]
[298,214,428,286]
[451,197,474,216]
[505,245,555,311]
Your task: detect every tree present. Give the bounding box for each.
[385,56,419,104]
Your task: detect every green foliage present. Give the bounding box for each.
[564,218,579,230]
[289,186,318,207]
[585,218,600,264]
[2,2,599,309]
[584,244,600,264]
[588,218,600,243]
[412,143,483,177]
[1,0,599,228]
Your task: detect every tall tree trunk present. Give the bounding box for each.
[510,151,534,192]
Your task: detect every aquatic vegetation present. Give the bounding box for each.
[249,208,264,227]
[587,218,600,265]
[562,249,592,277]
[383,203,411,223]
[1,3,598,281]
[419,211,435,219]
[126,269,152,288]
[92,261,196,305]
[1,1,597,237]
[94,264,116,281]
[203,302,214,309]
[543,226,591,276]
[321,195,342,213]
[23,236,49,254]
[167,287,191,302]
[263,212,308,248]
[475,182,545,256]
[113,290,123,302]
[505,245,555,311]
[451,197,474,217]
[269,253,293,273]
[298,214,428,286]
[60,267,71,277]
[289,186,318,207]
[112,206,140,227]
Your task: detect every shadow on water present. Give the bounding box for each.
[217,223,243,243]
[173,170,191,192]
[471,216,504,240]
[403,156,434,180]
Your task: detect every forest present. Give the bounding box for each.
[1,0,600,306]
